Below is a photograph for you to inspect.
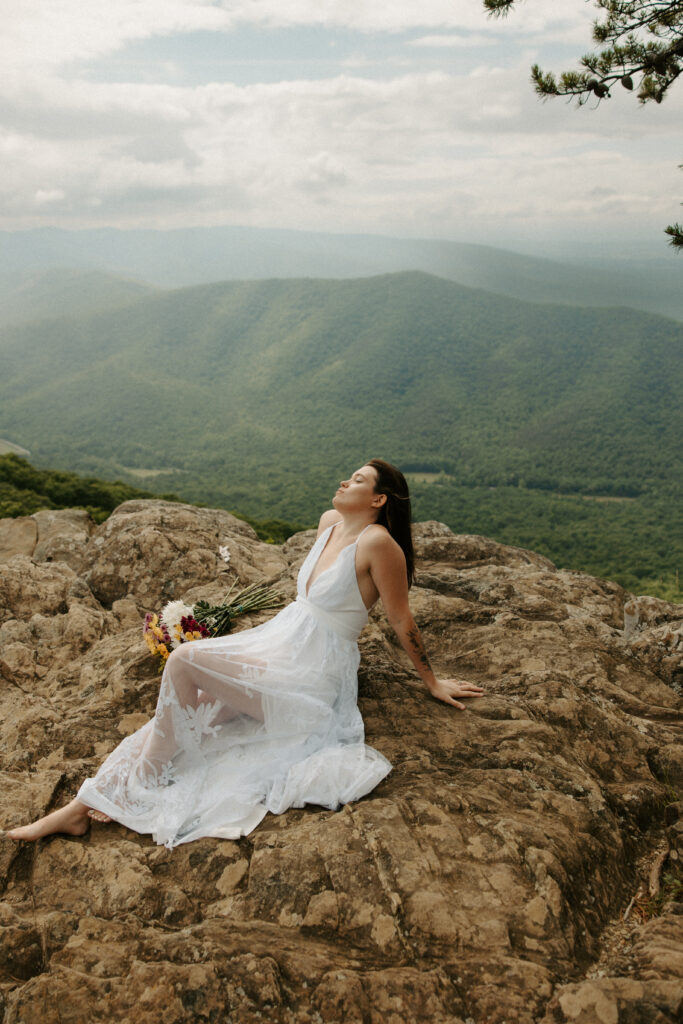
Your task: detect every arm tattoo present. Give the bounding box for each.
[406,626,432,671]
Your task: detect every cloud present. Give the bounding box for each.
[410,34,496,49]
[0,0,680,255]
[0,0,591,77]
[0,1,231,76]
[2,63,678,233]
[34,188,66,205]
[214,0,590,37]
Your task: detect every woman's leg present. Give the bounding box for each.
[8,644,269,840]
[171,644,267,717]
[142,643,267,766]
[7,797,94,841]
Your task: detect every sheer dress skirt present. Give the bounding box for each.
[77,600,391,848]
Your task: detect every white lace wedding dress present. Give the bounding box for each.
[77,522,392,847]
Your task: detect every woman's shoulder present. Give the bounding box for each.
[316,508,342,537]
[357,524,406,579]
[361,522,390,540]
[360,523,404,557]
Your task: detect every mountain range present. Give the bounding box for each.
[1,269,680,525]
[1,224,681,322]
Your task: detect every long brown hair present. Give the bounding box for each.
[368,458,415,588]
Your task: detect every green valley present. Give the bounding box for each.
[1,270,680,599]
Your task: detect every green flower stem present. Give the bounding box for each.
[194,582,283,637]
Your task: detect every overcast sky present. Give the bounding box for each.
[2,0,681,258]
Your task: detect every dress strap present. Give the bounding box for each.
[324,522,373,545]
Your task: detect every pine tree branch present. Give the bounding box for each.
[484,1,683,249]
[665,222,683,247]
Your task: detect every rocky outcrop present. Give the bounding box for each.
[0,500,681,1023]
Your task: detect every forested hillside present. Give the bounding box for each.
[1,270,680,599]
[0,455,173,523]
[1,271,680,503]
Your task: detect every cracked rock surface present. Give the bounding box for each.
[0,500,681,1023]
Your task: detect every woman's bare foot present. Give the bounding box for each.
[87,809,112,824]
[7,798,93,841]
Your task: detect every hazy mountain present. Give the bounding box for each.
[1,271,680,523]
[0,225,680,322]
[0,268,157,326]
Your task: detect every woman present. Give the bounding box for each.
[8,459,483,847]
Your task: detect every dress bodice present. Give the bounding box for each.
[295,522,371,641]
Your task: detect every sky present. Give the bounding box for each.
[1,0,681,259]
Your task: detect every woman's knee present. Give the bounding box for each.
[167,644,193,669]
[165,646,198,695]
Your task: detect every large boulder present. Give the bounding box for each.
[0,501,681,1023]
[83,500,288,608]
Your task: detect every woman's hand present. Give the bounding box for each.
[427,678,485,710]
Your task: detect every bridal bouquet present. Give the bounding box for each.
[143,578,283,669]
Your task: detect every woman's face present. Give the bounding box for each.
[333,464,382,513]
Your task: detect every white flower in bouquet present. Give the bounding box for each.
[218,544,231,564]
[143,583,283,669]
[160,600,195,647]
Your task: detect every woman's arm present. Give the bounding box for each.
[367,531,484,710]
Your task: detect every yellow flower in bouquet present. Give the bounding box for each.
[142,556,283,671]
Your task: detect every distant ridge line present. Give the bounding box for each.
[0,224,680,322]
